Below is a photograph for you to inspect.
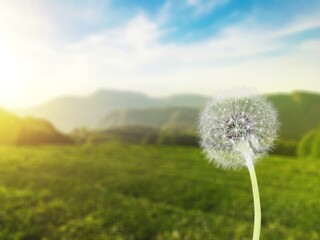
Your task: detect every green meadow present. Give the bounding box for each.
[0,144,318,240]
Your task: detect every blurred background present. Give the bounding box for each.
[0,0,320,239]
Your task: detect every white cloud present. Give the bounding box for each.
[58,12,320,97]
[268,12,320,39]
[67,14,165,70]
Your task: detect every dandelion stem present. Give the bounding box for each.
[245,153,261,240]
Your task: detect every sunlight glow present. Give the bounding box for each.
[0,37,19,108]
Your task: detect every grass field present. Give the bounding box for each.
[0,143,319,240]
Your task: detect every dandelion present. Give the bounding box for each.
[199,88,279,240]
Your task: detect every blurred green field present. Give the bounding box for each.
[0,144,319,240]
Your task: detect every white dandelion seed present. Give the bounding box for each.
[199,87,279,240]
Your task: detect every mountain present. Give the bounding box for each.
[98,91,320,140]
[17,89,208,132]
[0,108,72,145]
[268,91,320,140]
[98,108,199,132]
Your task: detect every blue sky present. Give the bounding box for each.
[0,0,320,107]
[46,0,320,43]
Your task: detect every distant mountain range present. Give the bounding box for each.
[17,89,320,140]
[17,89,207,131]
[98,107,199,132]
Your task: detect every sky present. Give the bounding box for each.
[0,0,320,108]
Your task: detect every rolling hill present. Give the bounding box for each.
[268,91,320,139]
[0,108,72,145]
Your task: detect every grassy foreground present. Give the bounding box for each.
[0,144,319,240]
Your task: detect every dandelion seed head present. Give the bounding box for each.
[199,88,279,170]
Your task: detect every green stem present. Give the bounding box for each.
[245,153,261,240]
